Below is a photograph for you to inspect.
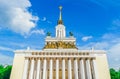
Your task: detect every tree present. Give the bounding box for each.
[3,66,12,79]
[0,65,4,79]
[0,65,12,79]
[110,68,120,79]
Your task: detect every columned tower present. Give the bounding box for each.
[56,6,66,38]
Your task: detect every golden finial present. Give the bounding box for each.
[59,6,62,11]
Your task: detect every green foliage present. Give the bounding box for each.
[0,65,12,79]
[110,68,120,79]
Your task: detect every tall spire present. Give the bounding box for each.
[58,6,63,24]
[59,6,62,20]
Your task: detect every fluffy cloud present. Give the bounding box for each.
[0,46,13,51]
[108,41,120,70]
[79,33,120,70]
[90,0,120,8]
[40,17,52,24]
[31,29,45,35]
[40,17,47,21]
[81,36,93,41]
[0,53,13,65]
[0,0,38,35]
[78,42,109,50]
[109,19,120,31]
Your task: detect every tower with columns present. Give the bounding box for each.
[10,6,111,79]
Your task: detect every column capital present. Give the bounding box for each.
[74,58,77,60]
[85,58,91,60]
[25,57,29,60]
[79,58,86,60]
[30,57,34,60]
[35,58,38,60]
[36,57,41,60]
[91,57,94,60]
[43,57,46,60]
[50,58,53,60]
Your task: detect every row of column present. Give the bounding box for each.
[56,29,65,38]
[22,58,98,79]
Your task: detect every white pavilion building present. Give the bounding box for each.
[10,6,111,79]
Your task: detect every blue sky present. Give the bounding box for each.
[0,0,120,69]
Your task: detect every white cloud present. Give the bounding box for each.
[40,17,52,24]
[0,0,39,35]
[81,36,93,41]
[113,19,120,27]
[0,53,13,65]
[31,29,45,35]
[41,17,47,21]
[78,42,109,50]
[79,33,120,70]
[102,33,115,39]
[108,42,120,70]
[109,19,120,31]
[47,21,52,24]
[90,0,120,8]
[0,46,14,51]
[93,42,109,49]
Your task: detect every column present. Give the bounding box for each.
[29,58,35,79]
[36,58,41,79]
[56,29,57,37]
[59,31,60,37]
[49,59,53,79]
[62,59,65,79]
[74,59,78,79]
[43,59,47,79]
[92,59,98,79]
[22,58,29,79]
[56,59,59,79]
[68,58,72,79]
[80,59,85,79]
[86,59,92,79]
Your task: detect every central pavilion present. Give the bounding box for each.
[10,6,111,79]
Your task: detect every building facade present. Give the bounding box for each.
[10,6,111,79]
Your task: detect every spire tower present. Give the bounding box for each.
[58,6,63,24]
[56,6,66,38]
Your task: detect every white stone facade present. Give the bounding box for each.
[10,49,111,79]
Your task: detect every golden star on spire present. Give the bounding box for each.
[58,6,63,24]
[59,6,62,10]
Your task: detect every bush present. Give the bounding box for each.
[110,68,120,79]
[0,65,12,79]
